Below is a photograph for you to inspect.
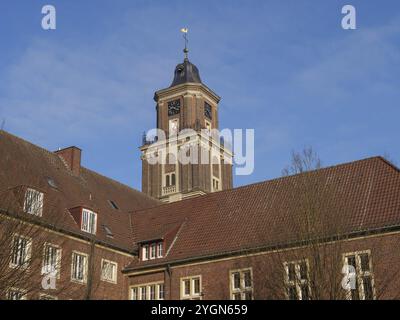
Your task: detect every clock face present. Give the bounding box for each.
[204,102,212,120]
[168,99,181,116]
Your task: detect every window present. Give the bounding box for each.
[150,243,156,260]
[204,102,212,120]
[205,120,212,135]
[149,285,156,300]
[39,294,57,300]
[71,252,88,283]
[158,284,165,300]
[343,251,375,300]
[81,209,97,234]
[230,269,253,300]
[10,234,32,268]
[142,242,163,261]
[284,260,311,300]
[108,200,119,210]
[169,119,179,135]
[157,243,163,258]
[164,173,176,187]
[130,282,164,300]
[181,276,202,300]
[101,259,118,283]
[24,188,44,216]
[42,244,61,277]
[212,178,220,191]
[102,225,114,238]
[142,245,149,261]
[7,288,27,300]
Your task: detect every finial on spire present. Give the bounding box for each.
[180,28,189,59]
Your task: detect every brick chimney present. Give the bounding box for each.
[55,146,82,176]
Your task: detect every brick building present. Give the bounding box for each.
[0,55,399,300]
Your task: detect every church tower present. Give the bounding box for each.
[141,44,233,202]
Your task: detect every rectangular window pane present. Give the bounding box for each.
[158,284,164,300]
[140,287,147,300]
[359,254,370,272]
[299,261,308,280]
[193,278,200,294]
[288,286,298,300]
[347,255,356,268]
[150,285,156,300]
[184,279,190,296]
[362,276,374,300]
[300,284,310,300]
[287,263,296,281]
[233,272,241,289]
[233,293,241,300]
[244,291,252,300]
[157,243,163,257]
[150,244,156,259]
[131,288,138,300]
[243,271,252,288]
[351,278,360,300]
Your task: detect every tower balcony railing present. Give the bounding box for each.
[162,185,176,196]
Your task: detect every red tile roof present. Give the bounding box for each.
[0,130,160,252]
[126,156,400,270]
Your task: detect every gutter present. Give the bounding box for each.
[122,223,400,274]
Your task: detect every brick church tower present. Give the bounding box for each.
[141,49,233,202]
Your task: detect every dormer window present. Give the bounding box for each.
[141,241,164,261]
[81,208,97,234]
[157,243,163,258]
[150,244,157,259]
[24,188,44,217]
[142,245,149,261]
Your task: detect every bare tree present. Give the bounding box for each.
[239,147,400,300]
[0,181,108,300]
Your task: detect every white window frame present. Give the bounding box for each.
[157,242,163,258]
[41,243,61,278]
[81,208,97,234]
[212,177,220,191]
[169,119,179,135]
[150,243,157,260]
[100,259,118,284]
[283,259,311,300]
[7,288,27,300]
[205,119,212,135]
[24,188,44,217]
[71,251,88,284]
[142,245,149,261]
[230,268,253,300]
[130,282,165,300]
[343,250,376,300]
[180,275,202,300]
[164,172,176,187]
[9,234,32,269]
[39,293,58,300]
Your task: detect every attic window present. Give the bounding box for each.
[24,188,44,217]
[46,177,58,189]
[81,208,97,234]
[108,200,119,210]
[102,225,114,238]
[141,241,163,261]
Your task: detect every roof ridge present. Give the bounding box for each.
[0,129,62,161]
[0,130,159,203]
[130,156,386,215]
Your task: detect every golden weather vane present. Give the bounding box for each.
[180,28,189,59]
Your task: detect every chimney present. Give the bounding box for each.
[55,146,82,176]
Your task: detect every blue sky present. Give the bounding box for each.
[0,0,399,190]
